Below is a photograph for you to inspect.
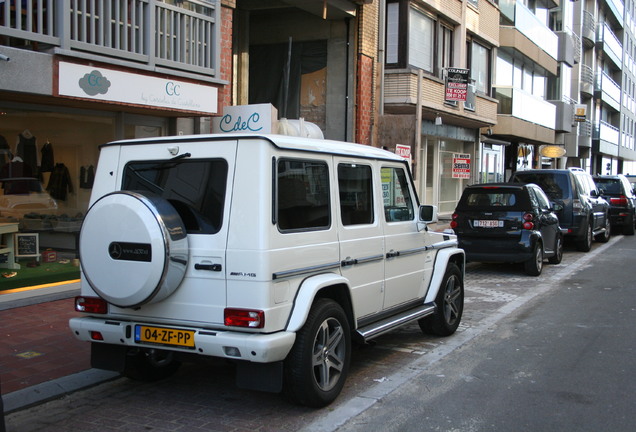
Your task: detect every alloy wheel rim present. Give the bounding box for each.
[312,317,345,391]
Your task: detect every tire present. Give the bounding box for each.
[419,263,464,336]
[576,223,593,252]
[548,235,563,264]
[623,213,635,235]
[284,299,351,408]
[524,242,543,276]
[123,349,181,382]
[596,216,611,243]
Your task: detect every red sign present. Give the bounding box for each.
[445,68,469,102]
[452,153,471,179]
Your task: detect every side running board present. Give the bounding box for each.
[356,303,436,342]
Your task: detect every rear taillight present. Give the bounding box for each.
[522,213,534,230]
[610,196,628,206]
[75,296,107,314]
[224,308,265,328]
[450,213,458,229]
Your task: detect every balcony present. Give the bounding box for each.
[594,120,620,156]
[499,0,558,61]
[581,10,596,48]
[382,69,498,129]
[0,0,220,80]
[597,22,622,70]
[493,86,556,143]
[549,99,574,133]
[580,64,594,97]
[602,0,624,28]
[595,70,621,112]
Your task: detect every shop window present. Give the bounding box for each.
[277,159,330,232]
[122,159,228,235]
[381,167,414,222]
[338,164,374,226]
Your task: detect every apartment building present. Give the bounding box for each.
[378,0,499,214]
[0,0,377,291]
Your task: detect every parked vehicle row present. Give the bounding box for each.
[452,168,617,276]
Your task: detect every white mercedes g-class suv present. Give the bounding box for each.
[70,134,465,407]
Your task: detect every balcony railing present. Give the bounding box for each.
[495,86,556,130]
[604,0,624,27]
[0,0,220,78]
[581,10,596,46]
[500,0,558,60]
[594,120,620,146]
[598,22,622,69]
[596,70,621,111]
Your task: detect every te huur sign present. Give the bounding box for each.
[445,68,469,102]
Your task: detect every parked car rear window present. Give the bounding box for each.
[594,178,622,195]
[277,159,330,231]
[462,191,517,208]
[123,159,228,235]
[513,173,569,200]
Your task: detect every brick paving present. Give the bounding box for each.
[0,298,90,395]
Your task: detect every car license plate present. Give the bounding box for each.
[474,220,503,228]
[135,325,196,349]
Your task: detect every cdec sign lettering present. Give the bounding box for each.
[219,112,264,133]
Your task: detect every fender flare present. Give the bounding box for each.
[285,273,351,332]
[424,247,465,304]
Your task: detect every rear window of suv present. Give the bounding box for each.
[123,159,228,235]
[512,173,569,200]
[459,190,524,209]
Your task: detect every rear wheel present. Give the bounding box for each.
[524,242,543,276]
[548,235,563,264]
[576,223,593,252]
[419,263,464,336]
[284,299,351,407]
[596,217,611,243]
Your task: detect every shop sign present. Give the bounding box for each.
[452,153,471,179]
[211,104,278,134]
[574,104,587,122]
[58,62,218,114]
[395,144,411,160]
[540,145,566,158]
[445,68,469,102]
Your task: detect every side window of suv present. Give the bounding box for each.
[572,173,589,196]
[381,167,414,222]
[277,158,330,231]
[338,164,374,226]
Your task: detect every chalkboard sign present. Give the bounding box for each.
[15,233,39,258]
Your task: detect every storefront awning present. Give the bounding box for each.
[480,136,511,146]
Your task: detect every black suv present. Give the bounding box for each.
[451,183,563,276]
[593,174,636,235]
[511,168,610,251]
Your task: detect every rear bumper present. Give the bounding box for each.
[458,236,534,263]
[69,317,296,363]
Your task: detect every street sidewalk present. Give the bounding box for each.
[0,284,117,413]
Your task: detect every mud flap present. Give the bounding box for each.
[235,361,283,393]
[91,343,127,372]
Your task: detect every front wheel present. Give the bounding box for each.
[419,263,464,336]
[624,213,635,235]
[524,242,543,276]
[284,299,351,407]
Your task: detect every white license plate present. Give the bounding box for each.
[474,220,503,228]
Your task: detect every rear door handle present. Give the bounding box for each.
[194,263,222,272]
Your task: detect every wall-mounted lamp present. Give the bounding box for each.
[435,114,442,126]
[0,54,9,62]
[487,128,493,135]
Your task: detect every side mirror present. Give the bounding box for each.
[550,202,563,212]
[419,205,438,223]
[590,190,598,197]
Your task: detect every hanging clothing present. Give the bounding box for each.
[47,163,73,200]
[80,165,95,189]
[40,141,55,173]
[16,132,38,176]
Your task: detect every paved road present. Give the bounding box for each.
[4,236,623,432]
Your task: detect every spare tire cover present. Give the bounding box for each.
[79,191,189,308]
